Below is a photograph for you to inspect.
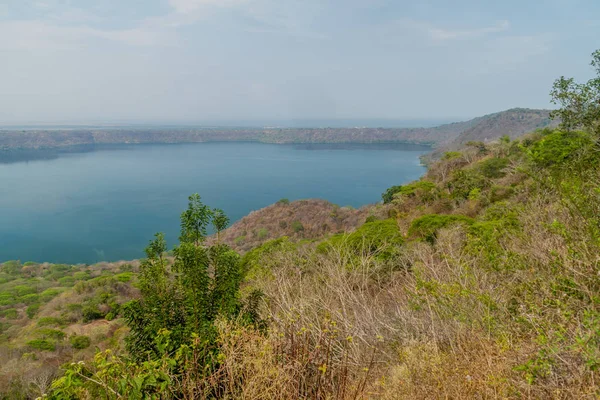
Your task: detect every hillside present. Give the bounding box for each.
[425,108,559,161]
[1,123,599,398]
[217,199,390,252]
[0,108,553,151]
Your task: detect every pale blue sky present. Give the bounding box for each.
[1,0,599,124]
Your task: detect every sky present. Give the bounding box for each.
[0,0,599,125]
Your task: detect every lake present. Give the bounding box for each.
[0,142,429,264]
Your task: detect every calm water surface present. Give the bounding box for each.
[0,142,429,263]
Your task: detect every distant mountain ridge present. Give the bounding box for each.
[0,108,556,151]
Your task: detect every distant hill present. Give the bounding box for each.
[0,108,555,151]
[425,108,558,161]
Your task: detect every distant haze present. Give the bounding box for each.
[1,0,599,124]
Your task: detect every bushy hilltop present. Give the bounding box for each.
[0,124,598,398]
[216,199,390,252]
[0,108,554,151]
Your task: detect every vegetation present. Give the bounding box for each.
[0,52,599,399]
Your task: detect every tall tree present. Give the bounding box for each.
[550,49,600,136]
[125,194,245,362]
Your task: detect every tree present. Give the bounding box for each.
[124,194,248,362]
[212,208,230,243]
[550,49,600,135]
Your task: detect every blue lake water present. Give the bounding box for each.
[0,142,429,264]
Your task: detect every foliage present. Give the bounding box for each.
[291,220,304,233]
[319,219,404,260]
[382,185,402,204]
[69,335,92,350]
[408,214,475,242]
[382,180,437,204]
[550,49,600,135]
[26,339,56,352]
[528,129,594,168]
[123,194,256,367]
[477,157,509,178]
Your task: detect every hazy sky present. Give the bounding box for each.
[1,0,599,124]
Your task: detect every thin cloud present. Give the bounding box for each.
[397,19,511,43]
[168,0,249,13]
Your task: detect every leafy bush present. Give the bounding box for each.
[408,214,475,243]
[115,272,133,282]
[40,288,63,302]
[124,194,258,365]
[12,285,35,297]
[19,293,40,305]
[26,303,41,319]
[277,198,290,205]
[449,169,488,199]
[37,317,64,327]
[478,157,509,178]
[58,276,75,286]
[1,308,18,319]
[382,181,437,204]
[82,305,105,323]
[365,215,378,223]
[37,328,65,340]
[1,261,21,275]
[529,130,594,168]
[319,219,404,259]
[382,185,403,204]
[26,339,55,351]
[291,220,304,233]
[70,335,92,349]
[257,228,269,239]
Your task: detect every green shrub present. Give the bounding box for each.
[449,169,488,199]
[257,228,269,239]
[319,219,404,260]
[382,181,438,204]
[408,214,475,243]
[37,317,64,327]
[0,294,16,307]
[40,288,63,302]
[58,276,76,286]
[12,285,36,297]
[1,261,21,275]
[69,335,92,349]
[1,308,18,319]
[478,157,509,179]
[82,305,104,323]
[73,271,91,280]
[26,339,55,351]
[443,151,463,160]
[115,272,133,283]
[26,303,41,319]
[291,221,304,233]
[529,130,594,168]
[19,293,40,305]
[37,328,65,340]
[382,185,403,204]
[365,215,378,223]
[277,198,290,205]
